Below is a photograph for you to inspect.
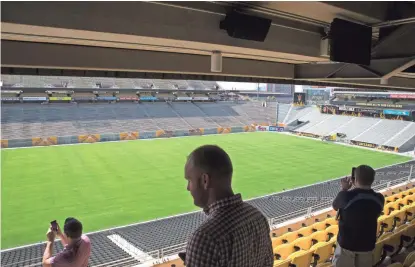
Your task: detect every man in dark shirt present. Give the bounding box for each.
[332,165,384,267]
[183,145,273,267]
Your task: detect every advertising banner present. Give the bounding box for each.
[96,96,117,101]
[140,96,158,101]
[383,109,410,116]
[22,96,47,101]
[73,96,96,101]
[356,102,403,108]
[269,126,285,132]
[296,132,321,138]
[350,140,378,149]
[256,126,269,131]
[176,97,192,101]
[119,96,139,101]
[355,108,381,114]
[49,96,72,101]
[1,90,22,93]
[390,94,415,99]
[1,97,20,101]
[189,128,204,136]
[192,97,209,101]
[339,106,356,112]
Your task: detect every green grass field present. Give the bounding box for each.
[1,132,409,249]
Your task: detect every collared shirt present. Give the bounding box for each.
[50,235,91,267]
[333,188,384,252]
[185,194,273,267]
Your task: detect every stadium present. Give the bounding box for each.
[2,2,415,267]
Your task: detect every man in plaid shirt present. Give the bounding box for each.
[183,145,273,267]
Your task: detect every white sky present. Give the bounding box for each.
[217,82,266,90]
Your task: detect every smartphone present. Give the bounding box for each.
[351,167,356,181]
[51,220,58,231]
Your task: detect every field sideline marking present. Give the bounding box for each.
[2,158,413,253]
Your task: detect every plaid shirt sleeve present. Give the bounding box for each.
[185,229,221,267]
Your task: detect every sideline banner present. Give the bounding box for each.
[120,132,139,140]
[1,97,20,101]
[176,97,192,101]
[189,128,204,136]
[22,97,47,101]
[49,96,72,101]
[1,140,8,148]
[96,96,117,101]
[255,126,285,132]
[140,96,158,101]
[383,109,410,116]
[350,140,378,149]
[78,134,100,143]
[32,137,58,146]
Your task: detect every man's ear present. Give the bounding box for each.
[201,173,210,190]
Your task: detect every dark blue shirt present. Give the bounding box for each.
[333,188,384,252]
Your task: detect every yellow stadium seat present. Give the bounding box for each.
[391,209,407,228]
[312,221,327,232]
[384,231,403,257]
[384,202,398,215]
[274,243,296,260]
[404,251,415,267]
[323,217,337,227]
[405,204,415,222]
[378,214,395,236]
[309,230,329,245]
[297,226,313,238]
[402,194,414,206]
[273,259,291,267]
[325,225,339,241]
[292,236,313,251]
[386,195,397,203]
[281,231,299,244]
[287,250,313,267]
[373,232,393,266]
[310,240,335,265]
[272,236,285,248]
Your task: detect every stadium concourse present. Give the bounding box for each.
[1,161,414,267]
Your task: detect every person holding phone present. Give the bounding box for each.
[332,165,384,267]
[42,217,91,267]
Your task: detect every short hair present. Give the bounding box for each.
[64,217,83,239]
[188,145,233,180]
[355,165,376,186]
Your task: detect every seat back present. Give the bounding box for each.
[288,250,313,267]
[292,236,313,251]
[274,243,295,260]
[310,241,335,264]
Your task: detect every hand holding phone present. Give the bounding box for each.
[51,220,58,232]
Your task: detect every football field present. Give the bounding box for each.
[1,132,409,249]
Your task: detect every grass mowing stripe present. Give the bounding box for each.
[1,132,409,248]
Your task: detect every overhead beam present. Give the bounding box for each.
[295,57,415,80]
[372,23,415,59]
[1,40,294,79]
[1,1,323,61]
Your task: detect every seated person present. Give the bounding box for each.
[43,217,91,267]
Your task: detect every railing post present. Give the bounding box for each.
[307,207,312,217]
[387,181,391,189]
[409,165,413,180]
